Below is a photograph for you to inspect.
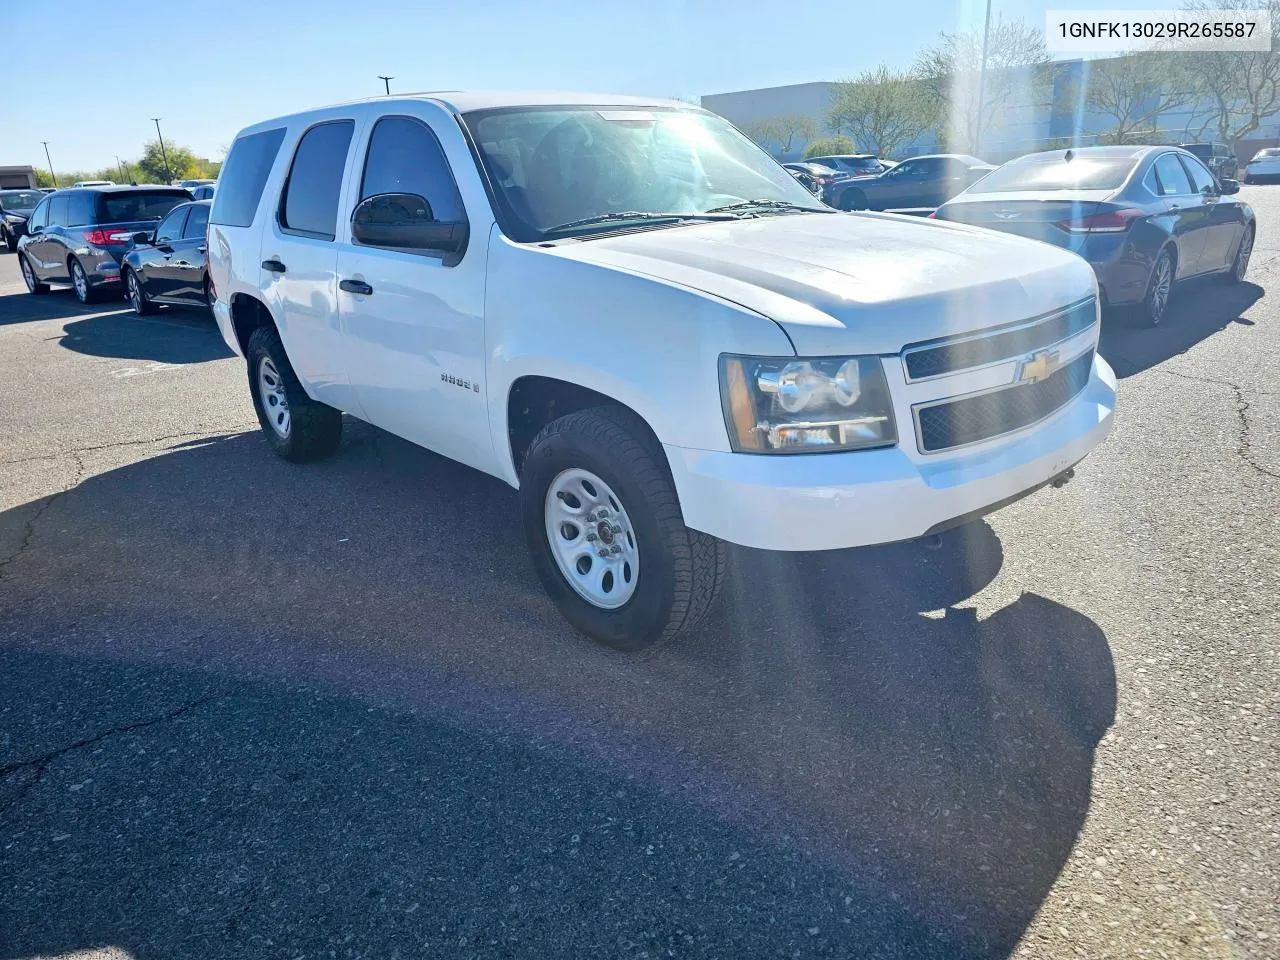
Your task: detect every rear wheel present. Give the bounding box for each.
[246,326,342,463]
[204,277,216,312]
[1140,247,1174,327]
[19,254,49,295]
[520,405,727,651]
[69,258,99,305]
[125,267,157,315]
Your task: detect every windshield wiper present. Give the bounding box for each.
[542,211,737,235]
[703,199,831,215]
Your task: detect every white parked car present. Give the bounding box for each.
[1243,147,1280,183]
[207,92,1116,650]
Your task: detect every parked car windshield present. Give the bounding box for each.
[0,190,43,213]
[96,190,190,223]
[965,155,1136,193]
[463,106,820,239]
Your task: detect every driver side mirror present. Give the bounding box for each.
[351,192,468,264]
[1218,178,1240,195]
[132,231,152,245]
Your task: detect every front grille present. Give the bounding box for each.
[903,298,1096,381]
[915,349,1094,453]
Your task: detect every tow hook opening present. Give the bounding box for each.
[1050,467,1076,489]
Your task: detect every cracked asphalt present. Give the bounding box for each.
[1,191,1277,960]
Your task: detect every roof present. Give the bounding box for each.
[49,184,189,193]
[1013,145,1158,162]
[234,91,699,136]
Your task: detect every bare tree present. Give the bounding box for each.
[1085,53,1203,143]
[1183,0,1280,141]
[827,66,931,157]
[739,118,782,150]
[738,113,818,155]
[914,15,1049,153]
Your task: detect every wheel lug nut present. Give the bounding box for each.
[586,532,597,541]
[610,524,621,534]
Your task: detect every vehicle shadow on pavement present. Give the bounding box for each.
[0,287,134,328]
[58,310,232,364]
[0,425,1117,960]
[1098,278,1262,377]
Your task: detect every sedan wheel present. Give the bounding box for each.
[1231,227,1254,283]
[126,269,156,315]
[1142,249,1174,327]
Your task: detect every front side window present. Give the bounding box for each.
[1153,154,1194,196]
[182,204,210,239]
[211,127,286,228]
[359,116,464,223]
[280,120,355,240]
[156,207,189,243]
[463,106,821,241]
[1181,156,1218,194]
[27,199,49,231]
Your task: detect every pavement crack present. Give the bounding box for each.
[1159,368,1280,481]
[0,695,225,816]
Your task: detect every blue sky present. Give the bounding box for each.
[4,0,1177,171]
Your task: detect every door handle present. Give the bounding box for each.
[197,245,207,254]
[339,278,373,296]
[261,259,286,274]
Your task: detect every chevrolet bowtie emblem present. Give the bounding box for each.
[1017,349,1061,384]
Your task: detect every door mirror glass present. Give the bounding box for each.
[1219,178,1240,195]
[133,231,151,245]
[351,192,467,257]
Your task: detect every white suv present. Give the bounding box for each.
[207,92,1116,650]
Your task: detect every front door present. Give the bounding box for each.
[1180,154,1244,273]
[335,111,492,472]
[1150,152,1208,277]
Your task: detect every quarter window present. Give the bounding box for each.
[359,116,463,223]
[211,127,286,228]
[67,192,94,227]
[48,194,69,226]
[1152,154,1194,196]
[280,120,355,240]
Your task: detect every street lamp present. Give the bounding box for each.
[378,75,394,95]
[115,155,127,183]
[40,141,56,187]
[151,118,173,184]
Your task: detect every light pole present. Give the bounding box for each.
[378,75,394,95]
[115,155,127,183]
[151,118,173,184]
[40,141,56,187]
[972,0,993,154]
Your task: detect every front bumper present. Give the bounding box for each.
[665,353,1115,551]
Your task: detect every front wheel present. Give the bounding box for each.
[3,229,16,253]
[520,406,727,651]
[19,254,49,294]
[1228,225,1254,283]
[246,326,342,462]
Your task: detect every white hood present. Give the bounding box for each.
[549,212,1097,355]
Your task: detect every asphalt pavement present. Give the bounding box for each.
[1,195,1277,960]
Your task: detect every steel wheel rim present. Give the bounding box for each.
[1236,230,1253,279]
[72,263,87,301]
[127,271,143,311]
[1150,255,1171,321]
[544,468,640,610]
[257,356,291,438]
[21,257,35,291]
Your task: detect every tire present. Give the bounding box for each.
[124,267,157,315]
[1227,224,1254,283]
[520,405,727,651]
[69,257,99,305]
[204,277,216,313]
[3,229,16,253]
[1140,247,1175,327]
[840,189,868,212]
[245,326,342,463]
[18,253,49,295]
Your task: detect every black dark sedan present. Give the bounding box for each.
[121,200,212,315]
[17,185,191,303]
[0,188,43,251]
[827,154,995,211]
[932,146,1254,326]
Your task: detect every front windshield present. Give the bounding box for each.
[0,190,43,212]
[463,106,821,239]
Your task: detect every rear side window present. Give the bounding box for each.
[96,191,188,223]
[359,116,463,222]
[211,127,286,228]
[67,192,94,227]
[1153,154,1194,196]
[48,195,69,226]
[280,120,355,240]
[967,156,1135,193]
[182,204,209,239]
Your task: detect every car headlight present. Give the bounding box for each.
[719,355,897,453]
[4,214,24,225]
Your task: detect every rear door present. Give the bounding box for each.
[1180,154,1244,273]
[335,107,491,471]
[260,118,361,411]
[144,205,190,298]
[1150,152,1207,277]
[171,203,210,302]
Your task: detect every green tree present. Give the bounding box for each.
[828,66,931,157]
[802,135,858,159]
[914,15,1049,153]
[136,139,202,183]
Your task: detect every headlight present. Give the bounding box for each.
[4,214,24,225]
[719,355,897,453]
